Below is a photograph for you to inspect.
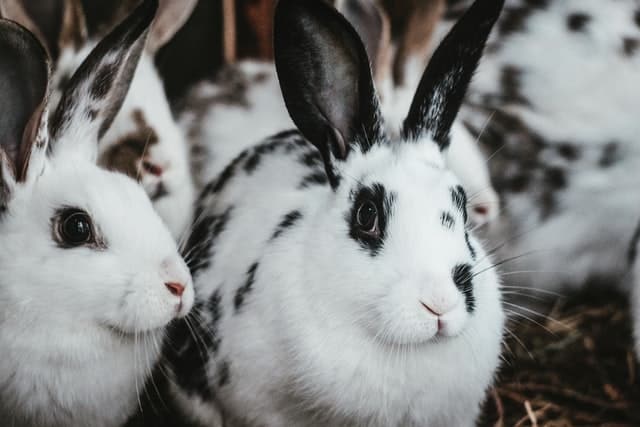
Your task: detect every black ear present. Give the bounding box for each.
[402,0,504,149]
[0,18,50,186]
[274,0,384,186]
[48,0,157,159]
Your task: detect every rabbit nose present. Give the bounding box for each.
[143,160,164,177]
[165,282,185,297]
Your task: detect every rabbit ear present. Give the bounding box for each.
[0,18,51,189]
[382,0,446,87]
[146,0,198,54]
[57,0,88,52]
[0,0,52,55]
[48,0,157,162]
[402,0,503,150]
[274,0,384,187]
[337,0,391,84]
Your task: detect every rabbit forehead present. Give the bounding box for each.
[341,141,451,195]
[27,160,175,254]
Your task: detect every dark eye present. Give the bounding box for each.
[59,210,94,246]
[356,200,379,235]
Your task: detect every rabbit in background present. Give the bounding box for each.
[1,0,199,240]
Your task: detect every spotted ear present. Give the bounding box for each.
[48,0,158,161]
[274,0,384,187]
[146,0,198,54]
[0,19,50,193]
[402,0,503,149]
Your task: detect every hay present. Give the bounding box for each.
[480,288,640,426]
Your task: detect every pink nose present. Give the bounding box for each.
[165,282,185,297]
[143,160,164,177]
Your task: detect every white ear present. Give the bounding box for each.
[146,0,198,54]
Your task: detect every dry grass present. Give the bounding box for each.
[479,287,640,427]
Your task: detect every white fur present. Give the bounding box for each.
[449,0,640,291]
[0,144,195,427]
[633,245,640,358]
[52,45,195,240]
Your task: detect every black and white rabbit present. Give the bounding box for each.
[0,1,194,426]
[172,0,505,425]
[179,0,499,228]
[0,0,199,239]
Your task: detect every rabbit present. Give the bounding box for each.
[179,0,499,227]
[0,0,199,240]
[0,1,195,426]
[169,0,506,426]
[426,0,640,292]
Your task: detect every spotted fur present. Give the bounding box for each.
[441,0,640,291]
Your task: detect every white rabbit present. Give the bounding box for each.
[433,0,640,291]
[0,2,194,426]
[170,0,505,425]
[1,0,198,240]
[179,0,499,228]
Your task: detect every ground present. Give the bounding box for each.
[479,287,640,426]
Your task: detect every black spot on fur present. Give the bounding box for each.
[206,151,248,195]
[567,13,590,32]
[299,171,329,188]
[599,142,620,168]
[635,9,640,28]
[544,167,567,190]
[234,262,259,312]
[86,108,99,121]
[244,152,261,173]
[441,211,455,229]
[347,183,394,256]
[498,0,548,37]
[556,143,580,161]
[217,360,231,387]
[450,185,468,223]
[453,263,475,312]
[465,232,477,260]
[183,207,233,276]
[165,291,223,400]
[90,63,118,100]
[272,210,303,240]
[505,174,531,193]
[56,72,72,93]
[628,220,640,265]
[500,65,529,105]
[623,37,639,56]
[299,149,323,168]
[271,129,300,140]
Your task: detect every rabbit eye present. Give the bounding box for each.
[59,209,94,246]
[356,200,379,235]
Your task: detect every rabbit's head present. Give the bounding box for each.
[0,0,193,348]
[274,0,504,345]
